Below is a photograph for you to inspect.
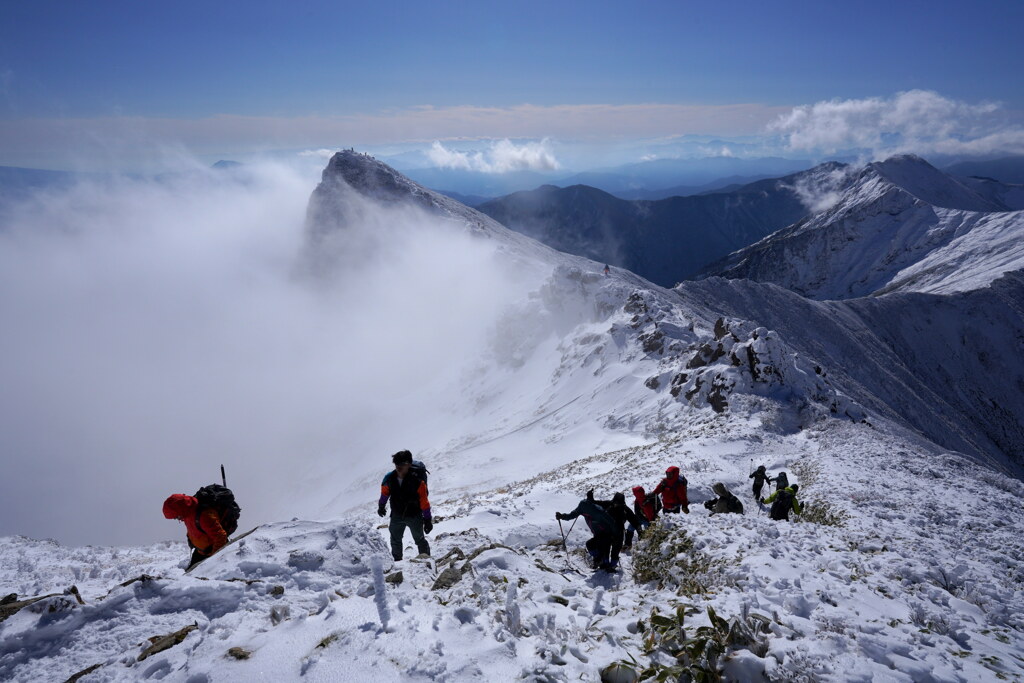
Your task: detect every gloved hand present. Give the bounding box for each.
[377,505,386,518]
[423,518,433,534]
[555,512,565,520]
[759,498,765,505]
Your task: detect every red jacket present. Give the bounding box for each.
[163,494,228,555]
[652,467,688,509]
[632,486,658,522]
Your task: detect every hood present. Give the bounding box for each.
[163,494,198,520]
[712,482,728,496]
[632,486,645,500]
[612,492,626,505]
[665,466,680,479]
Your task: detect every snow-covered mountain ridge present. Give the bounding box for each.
[703,155,1024,299]
[4,152,1023,681]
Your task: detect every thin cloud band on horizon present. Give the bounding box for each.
[0,102,790,169]
[2,93,1023,171]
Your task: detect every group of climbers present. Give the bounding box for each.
[162,454,800,574]
[748,465,801,521]
[555,464,689,572]
[552,462,804,572]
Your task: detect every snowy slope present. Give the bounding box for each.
[4,421,1023,682]
[704,155,1024,299]
[3,153,1024,682]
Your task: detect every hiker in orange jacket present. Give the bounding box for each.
[163,494,229,569]
[651,466,689,514]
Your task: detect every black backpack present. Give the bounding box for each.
[770,488,794,521]
[774,472,789,490]
[410,460,429,486]
[726,495,744,514]
[194,484,241,536]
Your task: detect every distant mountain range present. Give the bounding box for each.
[400,155,816,200]
[475,164,852,286]
[700,154,1024,299]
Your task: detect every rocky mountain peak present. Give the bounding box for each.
[862,154,1004,212]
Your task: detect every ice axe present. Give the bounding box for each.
[220,464,227,487]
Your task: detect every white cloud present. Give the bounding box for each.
[779,164,857,214]
[771,90,1024,159]
[298,148,336,158]
[427,138,561,173]
[0,162,530,545]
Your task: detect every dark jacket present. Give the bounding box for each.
[708,483,744,515]
[380,471,431,519]
[749,468,771,487]
[595,494,643,531]
[559,499,616,536]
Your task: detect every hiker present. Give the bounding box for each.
[762,484,801,521]
[704,482,744,515]
[555,491,617,571]
[774,471,789,491]
[603,264,610,276]
[652,466,689,514]
[593,492,643,569]
[163,492,230,570]
[624,485,659,549]
[749,465,772,499]
[379,450,432,561]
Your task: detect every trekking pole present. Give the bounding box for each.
[220,464,227,487]
[558,517,580,572]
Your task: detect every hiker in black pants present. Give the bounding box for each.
[555,491,618,571]
[378,450,432,561]
[749,465,772,499]
[593,492,643,570]
[762,484,801,521]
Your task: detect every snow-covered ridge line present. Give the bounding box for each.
[703,154,1024,300]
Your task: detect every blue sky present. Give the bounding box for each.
[2,0,1023,169]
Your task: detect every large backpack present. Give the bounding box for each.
[642,493,660,521]
[194,484,241,536]
[726,495,744,514]
[769,488,793,521]
[774,472,789,490]
[410,460,429,486]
